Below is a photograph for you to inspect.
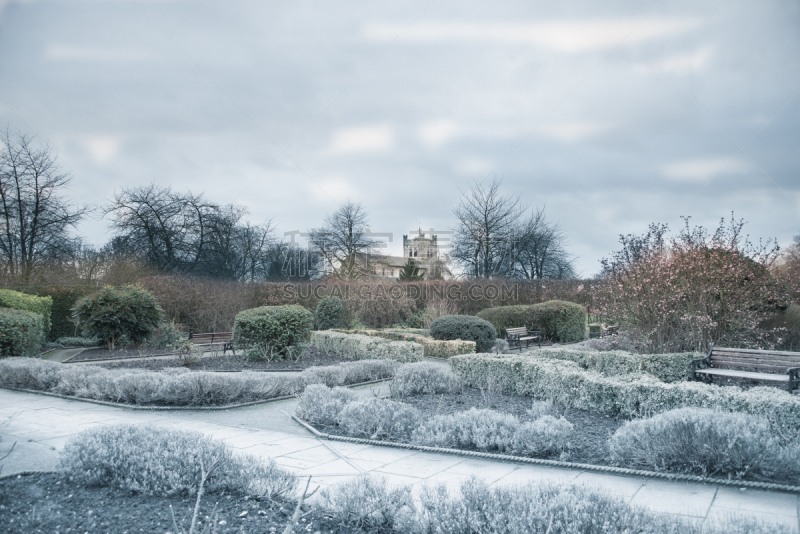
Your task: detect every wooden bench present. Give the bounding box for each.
[189,332,236,356]
[602,325,619,337]
[690,344,800,392]
[505,327,541,352]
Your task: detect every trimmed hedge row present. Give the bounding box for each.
[333,329,475,358]
[21,286,96,340]
[311,331,423,363]
[534,348,700,383]
[233,305,314,358]
[0,288,52,335]
[430,315,496,352]
[449,354,800,436]
[477,300,588,343]
[0,308,46,357]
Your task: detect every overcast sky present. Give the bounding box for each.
[0,0,798,277]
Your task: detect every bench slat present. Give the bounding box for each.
[711,359,800,371]
[714,347,800,358]
[696,368,790,381]
[711,355,800,363]
[711,363,796,373]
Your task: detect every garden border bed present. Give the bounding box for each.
[291,415,800,494]
[0,377,390,411]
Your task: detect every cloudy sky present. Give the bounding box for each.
[0,0,798,276]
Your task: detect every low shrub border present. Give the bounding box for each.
[0,357,396,409]
[450,354,800,437]
[533,348,700,383]
[310,331,423,362]
[291,414,800,494]
[332,329,475,358]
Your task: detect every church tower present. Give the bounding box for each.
[402,229,439,260]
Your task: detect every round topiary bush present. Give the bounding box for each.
[429,315,497,353]
[72,286,165,350]
[315,296,344,330]
[529,300,587,343]
[0,308,46,357]
[233,304,314,360]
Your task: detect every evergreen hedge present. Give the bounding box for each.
[534,348,699,383]
[430,315,496,352]
[310,331,423,363]
[0,288,52,336]
[0,308,46,357]
[22,286,96,340]
[233,304,314,359]
[315,296,344,330]
[333,329,475,358]
[477,300,587,343]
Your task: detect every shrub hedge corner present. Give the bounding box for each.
[430,315,496,352]
[0,288,52,336]
[0,308,46,357]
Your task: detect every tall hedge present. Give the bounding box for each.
[476,305,530,337]
[0,289,52,337]
[22,286,97,340]
[233,305,314,359]
[430,315,496,352]
[477,300,587,343]
[529,300,587,343]
[315,296,344,330]
[0,308,46,357]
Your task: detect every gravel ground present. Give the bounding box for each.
[0,473,351,534]
[95,349,352,372]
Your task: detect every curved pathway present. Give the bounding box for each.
[0,387,797,531]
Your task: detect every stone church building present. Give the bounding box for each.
[370,229,444,279]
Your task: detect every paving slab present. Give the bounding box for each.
[630,479,718,517]
[573,471,647,501]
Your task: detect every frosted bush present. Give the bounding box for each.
[60,425,296,499]
[316,475,414,532]
[295,384,357,426]
[389,361,461,398]
[526,399,554,419]
[491,339,510,354]
[339,397,421,440]
[511,416,573,456]
[609,408,785,478]
[301,359,397,387]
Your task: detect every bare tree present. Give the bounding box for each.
[510,207,576,279]
[451,179,526,278]
[107,184,218,274]
[0,130,86,283]
[309,202,380,279]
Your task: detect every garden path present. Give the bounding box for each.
[0,387,797,531]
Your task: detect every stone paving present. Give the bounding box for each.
[0,387,798,531]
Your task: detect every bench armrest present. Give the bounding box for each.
[786,367,800,380]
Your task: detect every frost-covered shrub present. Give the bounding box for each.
[0,357,394,406]
[315,295,344,330]
[526,399,554,419]
[609,408,786,478]
[60,425,296,499]
[411,408,573,456]
[142,322,187,349]
[233,304,314,360]
[0,308,45,357]
[316,475,415,532]
[412,408,519,452]
[535,347,699,383]
[511,416,573,456]
[450,353,800,437]
[73,286,164,350]
[339,397,421,440]
[295,384,358,426]
[300,359,398,388]
[430,315,496,352]
[411,477,789,534]
[334,329,475,358]
[310,331,423,362]
[390,361,461,397]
